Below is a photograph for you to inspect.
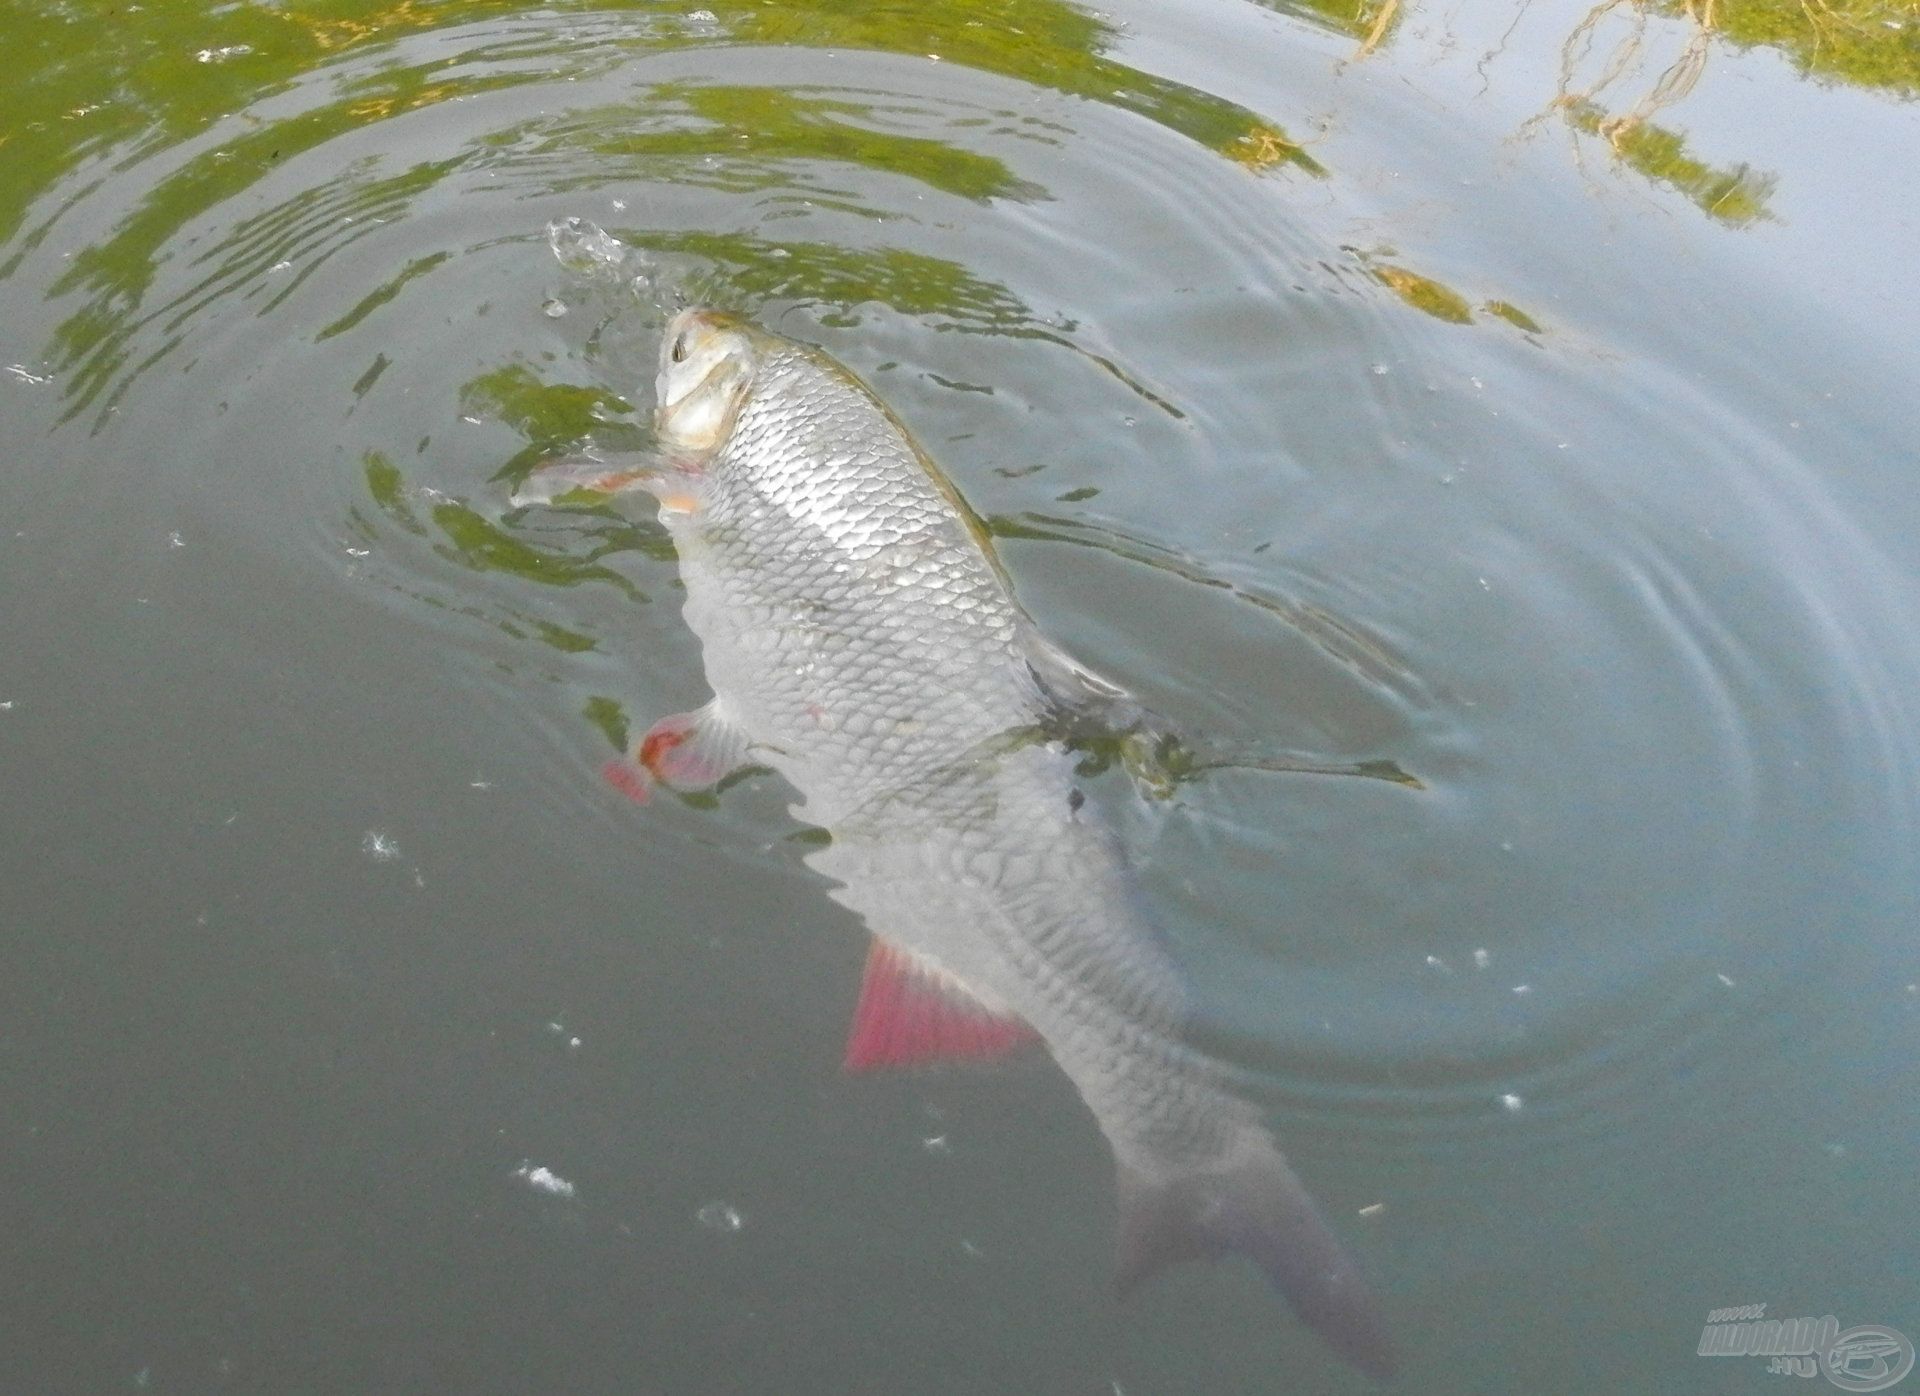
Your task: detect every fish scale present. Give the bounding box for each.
[528,308,1395,1379]
[679,335,1186,1034]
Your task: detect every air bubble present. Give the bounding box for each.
[697,1201,744,1232]
[513,1163,576,1198]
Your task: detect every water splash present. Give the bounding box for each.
[360,829,401,862]
[546,216,662,301]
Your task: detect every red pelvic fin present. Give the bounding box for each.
[636,700,749,792]
[844,939,1038,1072]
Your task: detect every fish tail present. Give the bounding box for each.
[1114,1139,1397,1381]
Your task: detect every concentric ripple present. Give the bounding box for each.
[3,6,1916,1373]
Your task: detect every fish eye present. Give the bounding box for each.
[670,334,688,364]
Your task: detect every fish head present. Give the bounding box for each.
[657,307,760,454]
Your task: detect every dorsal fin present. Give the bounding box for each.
[844,939,1039,1072]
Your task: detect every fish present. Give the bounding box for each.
[516,307,1396,1380]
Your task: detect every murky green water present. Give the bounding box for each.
[4,1,1917,1391]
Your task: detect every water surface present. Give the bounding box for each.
[3,0,1917,1391]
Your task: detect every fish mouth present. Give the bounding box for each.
[659,355,731,417]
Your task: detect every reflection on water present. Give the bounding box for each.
[20,0,1316,432]
[3,0,1918,1389]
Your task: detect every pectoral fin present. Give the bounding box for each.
[510,451,666,507]
[602,699,753,801]
[844,939,1039,1071]
[644,699,753,788]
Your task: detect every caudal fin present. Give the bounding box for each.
[1115,1145,1397,1381]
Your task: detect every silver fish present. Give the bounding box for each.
[518,308,1394,1379]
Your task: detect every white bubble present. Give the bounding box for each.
[513,1163,576,1198]
[1499,1093,1525,1112]
[696,1201,744,1232]
[542,297,568,319]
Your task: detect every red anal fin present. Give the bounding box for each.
[844,939,1038,1072]
[637,700,748,792]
